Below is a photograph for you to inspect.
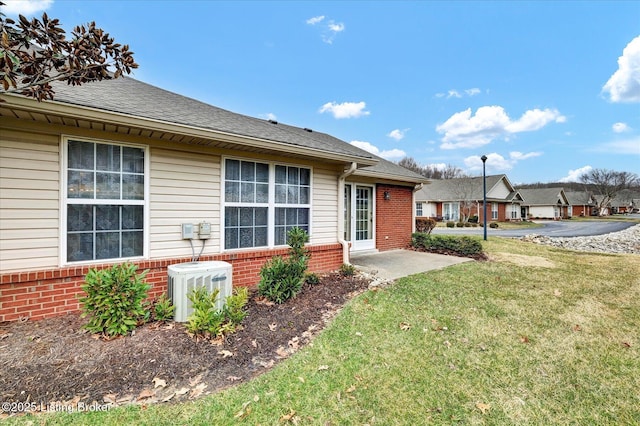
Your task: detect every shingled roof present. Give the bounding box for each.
[44,77,377,160]
[415,174,518,201]
[519,188,569,206]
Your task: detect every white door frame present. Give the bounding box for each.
[344,183,376,252]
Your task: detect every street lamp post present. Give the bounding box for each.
[481,155,488,241]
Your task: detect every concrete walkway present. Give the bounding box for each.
[350,249,471,281]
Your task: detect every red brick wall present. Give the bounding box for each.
[0,243,343,322]
[375,185,413,251]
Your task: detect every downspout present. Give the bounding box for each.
[338,162,358,265]
[412,183,424,233]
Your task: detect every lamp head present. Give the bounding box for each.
[481,155,488,162]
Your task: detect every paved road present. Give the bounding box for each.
[432,219,637,238]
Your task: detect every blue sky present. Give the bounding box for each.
[4,0,639,184]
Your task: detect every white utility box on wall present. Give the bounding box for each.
[167,261,233,322]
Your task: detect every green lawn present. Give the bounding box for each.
[8,239,640,425]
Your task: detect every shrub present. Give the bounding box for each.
[446,221,455,228]
[258,227,310,303]
[464,222,472,227]
[411,233,484,258]
[151,294,175,322]
[469,215,479,223]
[305,272,321,285]
[79,263,151,337]
[186,286,249,340]
[339,263,356,276]
[456,222,464,228]
[186,287,226,339]
[415,217,437,234]
[489,222,499,228]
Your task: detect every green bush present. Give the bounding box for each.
[469,215,479,223]
[463,222,472,227]
[79,263,151,337]
[446,221,455,228]
[186,287,226,339]
[456,222,464,228]
[339,263,356,277]
[411,233,484,257]
[489,222,499,228]
[151,294,175,322]
[305,272,321,285]
[186,286,249,340]
[258,227,310,304]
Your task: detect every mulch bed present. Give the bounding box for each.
[0,272,371,416]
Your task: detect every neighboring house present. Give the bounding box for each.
[0,77,427,322]
[609,189,640,214]
[519,188,570,219]
[565,191,597,217]
[414,174,524,222]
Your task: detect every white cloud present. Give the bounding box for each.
[437,106,566,149]
[463,151,542,172]
[350,141,406,160]
[593,137,640,155]
[262,112,277,121]
[319,101,369,119]
[603,36,640,103]
[447,90,462,99]
[306,15,325,25]
[307,15,345,44]
[559,165,593,183]
[328,22,345,32]
[437,88,482,99]
[465,88,481,96]
[612,122,630,133]
[387,128,408,141]
[2,0,52,15]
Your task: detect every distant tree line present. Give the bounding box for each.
[397,157,466,179]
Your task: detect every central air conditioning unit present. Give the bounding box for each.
[167,261,233,322]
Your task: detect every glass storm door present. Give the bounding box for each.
[344,184,375,251]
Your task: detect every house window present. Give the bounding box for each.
[223,159,310,249]
[491,203,498,220]
[416,202,423,217]
[443,202,459,221]
[65,139,146,262]
[511,204,519,219]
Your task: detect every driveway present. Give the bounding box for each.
[432,219,637,238]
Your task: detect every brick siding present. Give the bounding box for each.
[0,243,343,322]
[375,185,414,251]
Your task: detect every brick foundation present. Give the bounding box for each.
[0,243,343,322]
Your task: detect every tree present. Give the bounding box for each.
[397,156,464,179]
[579,169,639,215]
[1,3,137,101]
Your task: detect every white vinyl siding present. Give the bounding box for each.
[528,206,557,218]
[0,130,60,271]
[487,180,511,199]
[310,166,338,245]
[149,148,221,258]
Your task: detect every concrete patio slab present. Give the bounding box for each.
[350,249,472,281]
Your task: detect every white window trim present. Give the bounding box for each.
[491,202,499,220]
[220,156,313,251]
[59,135,150,266]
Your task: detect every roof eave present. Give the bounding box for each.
[2,94,378,166]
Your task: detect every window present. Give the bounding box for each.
[491,203,499,220]
[223,159,310,250]
[511,204,519,219]
[65,139,146,262]
[416,202,423,217]
[443,202,459,221]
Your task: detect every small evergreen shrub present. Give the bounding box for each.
[151,294,175,322]
[446,221,455,228]
[489,222,499,228]
[415,217,437,234]
[339,263,356,276]
[469,215,479,223]
[464,222,472,227]
[186,286,249,340]
[456,222,464,228]
[258,227,310,303]
[411,233,484,258]
[305,272,321,285]
[79,263,151,337]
